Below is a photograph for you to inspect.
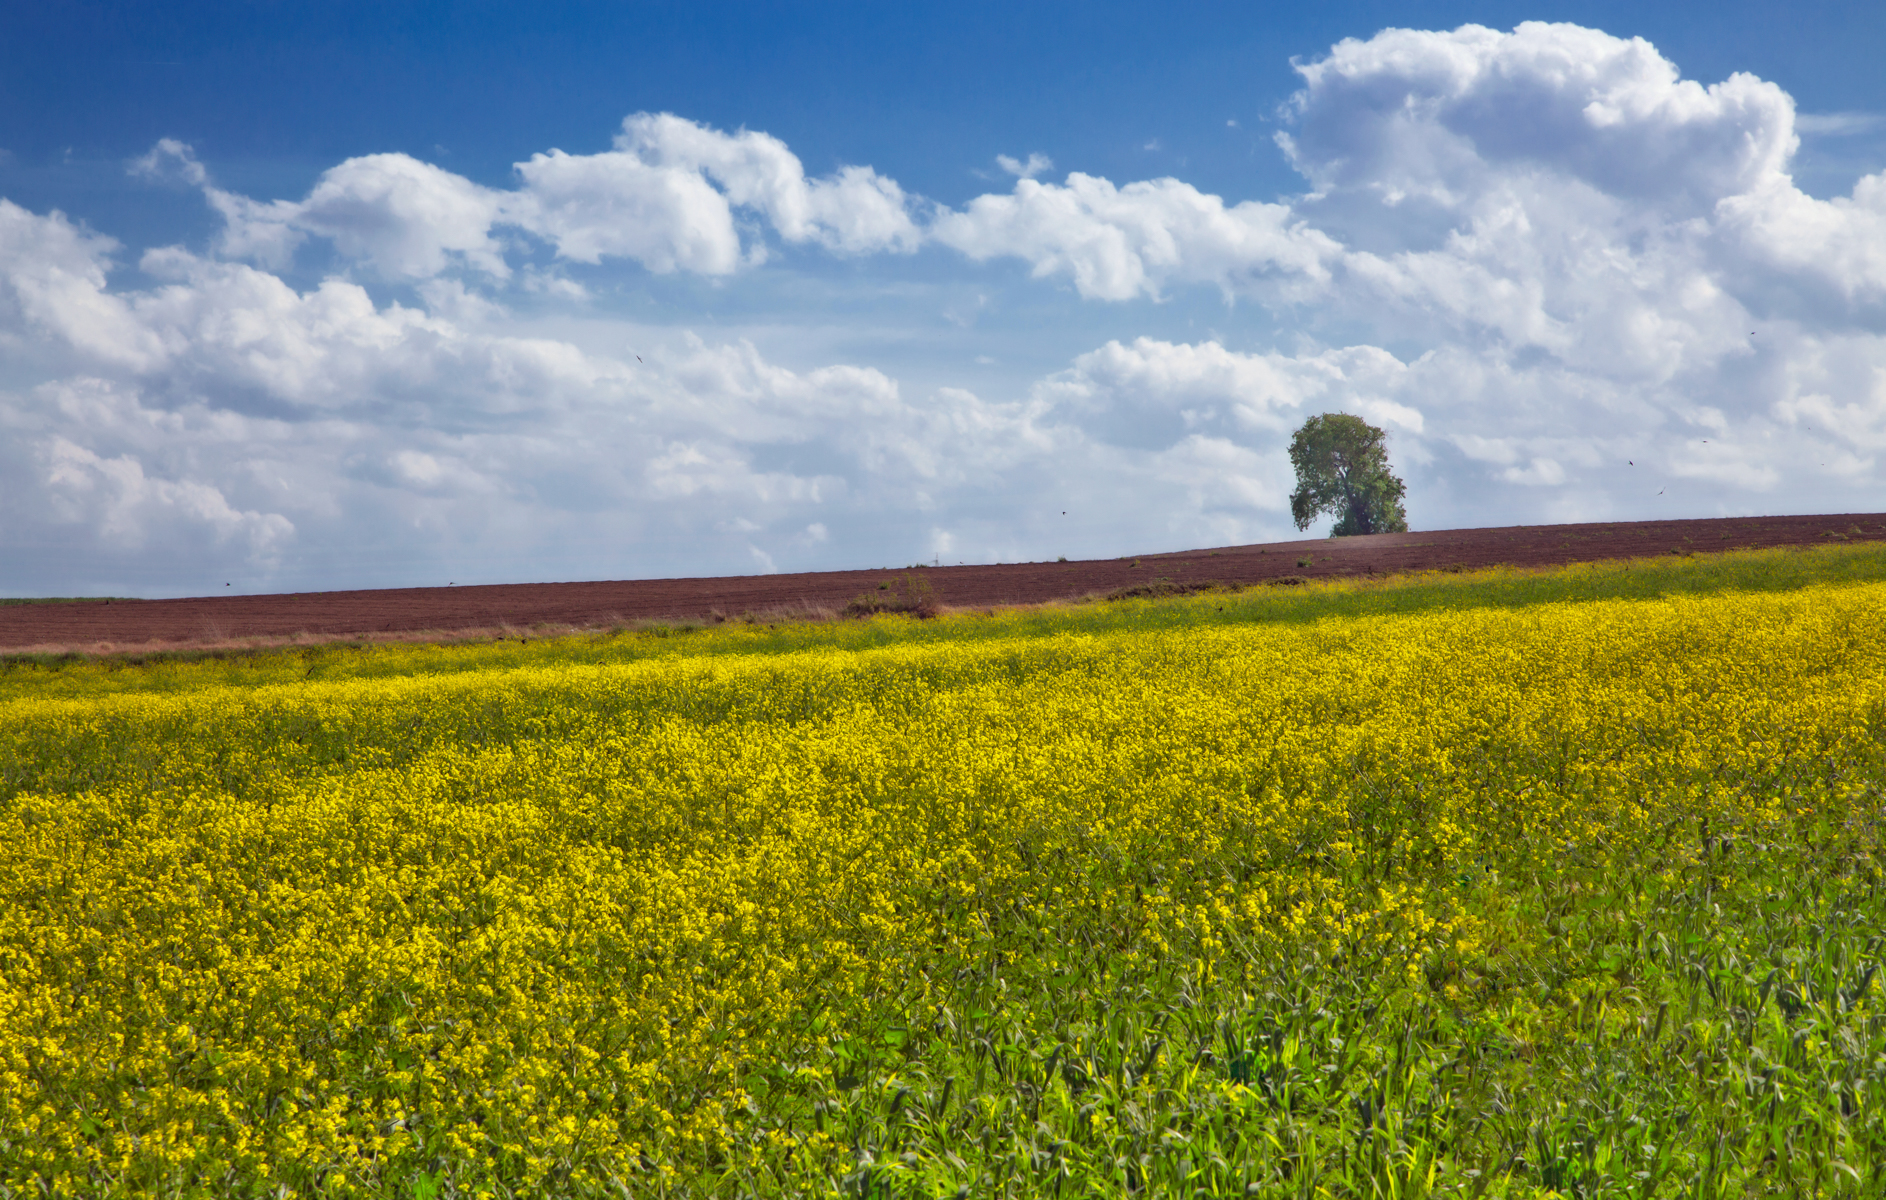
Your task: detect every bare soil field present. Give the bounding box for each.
[4,513,1882,654]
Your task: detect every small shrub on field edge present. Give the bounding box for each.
[844,572,939,619]
[1104,578,1241,602]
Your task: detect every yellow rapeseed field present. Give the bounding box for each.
[3,569,1884,1196]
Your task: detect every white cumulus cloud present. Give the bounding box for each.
[931,174,1341,301]
[996,153,1053,180]
[153,113,923,283]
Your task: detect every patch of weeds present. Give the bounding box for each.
[844,572,939,619]
[1104,578,1240,602]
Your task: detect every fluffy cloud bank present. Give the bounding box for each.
[138,111,923,283]
[942,22,1886,519]
[4,21,1884,595]
[2,199,1302,592]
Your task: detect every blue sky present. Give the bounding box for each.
[3,2,1884,595]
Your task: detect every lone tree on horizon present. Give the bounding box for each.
[1288,412,1409,536]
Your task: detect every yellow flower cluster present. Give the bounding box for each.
[2,581,1882,1194]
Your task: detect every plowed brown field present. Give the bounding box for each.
[5,513,1882,653]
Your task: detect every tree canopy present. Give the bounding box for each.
[1288,413,1409,535]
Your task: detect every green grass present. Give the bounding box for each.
[5,541,1884,700]
[738,836,1886,1197]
